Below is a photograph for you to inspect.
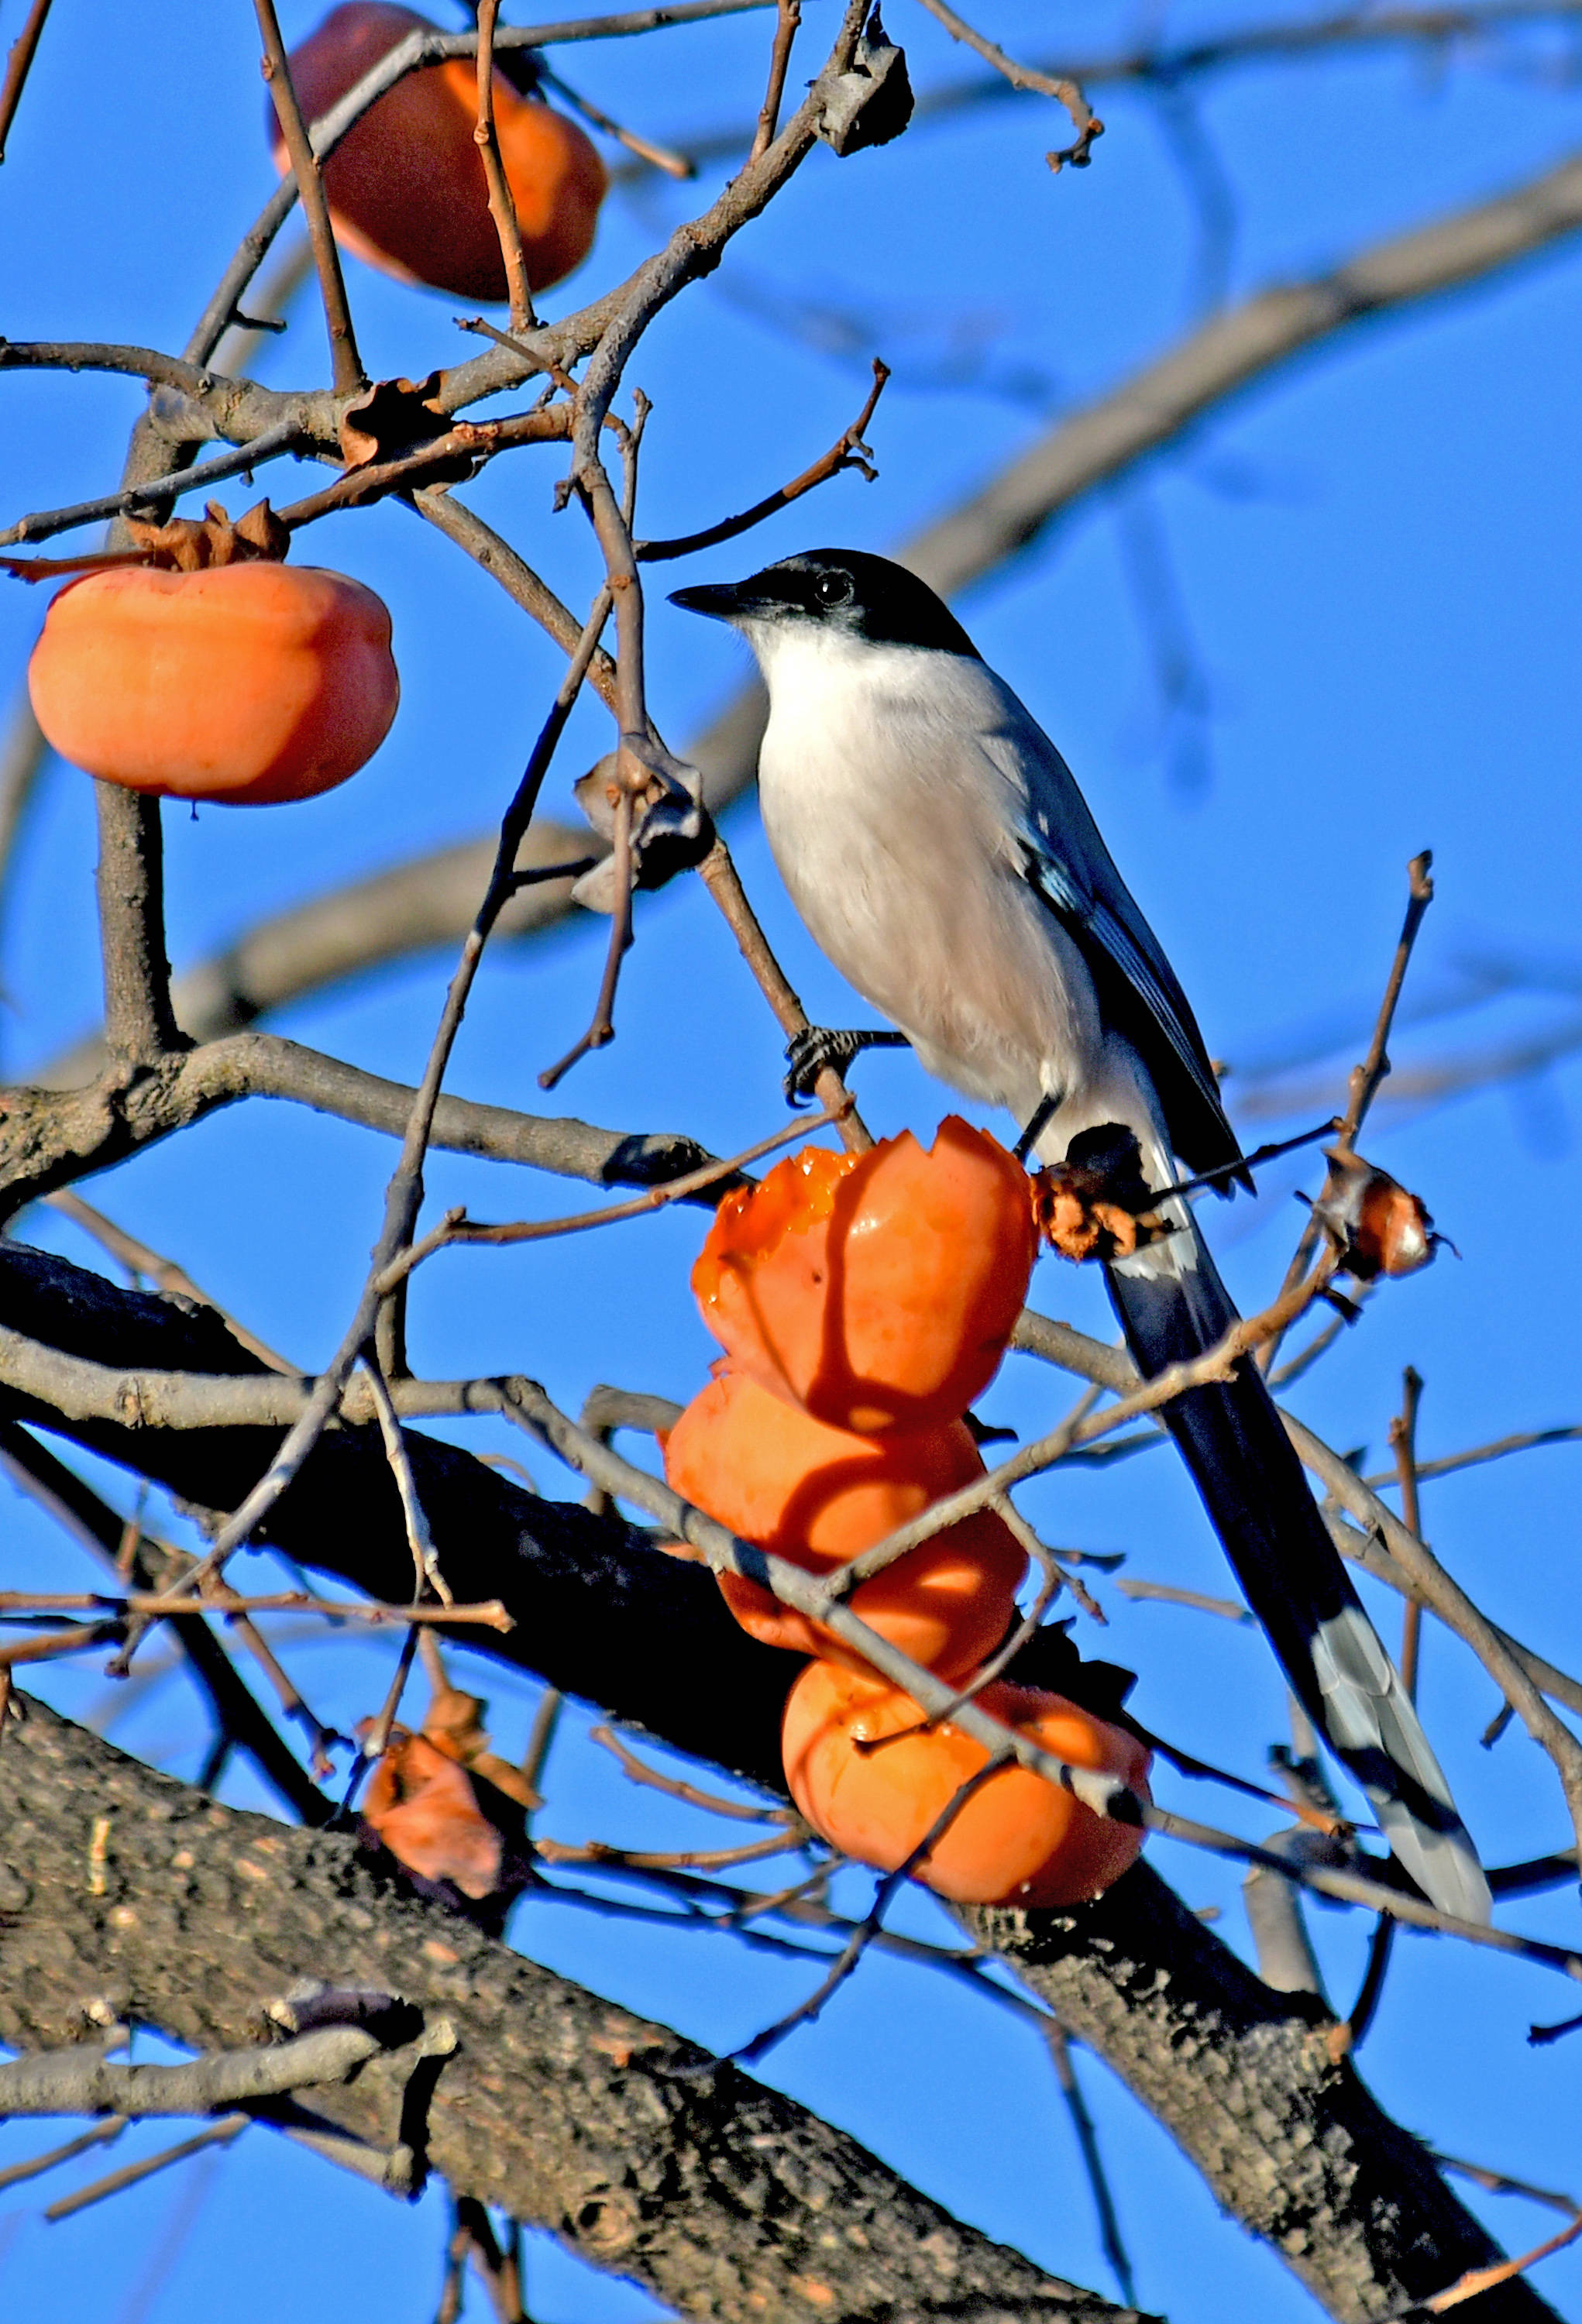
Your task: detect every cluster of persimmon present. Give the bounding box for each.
[26,4,610,811]
[665,1118,1152,1909]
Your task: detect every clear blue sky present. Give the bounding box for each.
[3,3,1581,2318]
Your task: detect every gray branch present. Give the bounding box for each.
[0,1240,1558,2322]
[1,1695,1136,2324]
[0,2023,386,2117]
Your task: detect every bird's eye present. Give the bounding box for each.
[813,571,854,608]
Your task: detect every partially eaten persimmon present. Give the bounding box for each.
[692,1117,1037,1433]
[662,1366,1026,1678]
[782,1661,1151,1907]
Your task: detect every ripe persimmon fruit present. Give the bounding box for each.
[28,562,398,805]
[662,1365,1026,1677]
[693,1116,1037,1433]
[275,3,607,302]
[782,1660,1151,1907]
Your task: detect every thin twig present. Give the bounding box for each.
[253,0,365,394]
[634,358,889,562]
[696,837,873,1152]
[476,0,538,330]
[591,1722,803,1824]
[0,1589,510,1630]
[1260,853,1436,1372]
[913,0,1103,168]
[374,1099,848,1288]
[538,59,696,177]
[44,2116,249,2222]
[1114,1578,1253,1622]
[1392,1367,1426,1700]
[1044,2019,1136,2309]
[0,0,53,164]
[363,1358,454,1605]
[749,0,800,161]
[538,786,633,1088]
[44,1189,297,1373]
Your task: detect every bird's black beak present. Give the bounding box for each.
[669,579,757,623]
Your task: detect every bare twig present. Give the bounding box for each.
[0,0,53,163]
[913,0,1104,169]
[1114,1578,1253,1622]
[1044,2019,1136,2309]
[696,837,874,1151]
[44,1189,297,1373]
[375,1100,846,1288]
[750,0,802,163]
[363,1359,454,1605]
[634,358,889,562]
[476,0,538,330]
[44,2116,249,2223]
[253,0,365,394]
[591,1722,803,1824]
[538,59,696,177]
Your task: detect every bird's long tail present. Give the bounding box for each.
[1104,1215,1491,1924]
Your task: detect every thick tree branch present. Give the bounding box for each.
[0,1697,1130,2324]
[0,1240,1555,2322]
[1,1028,721,1221]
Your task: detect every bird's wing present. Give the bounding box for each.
[979,716,1233,1154]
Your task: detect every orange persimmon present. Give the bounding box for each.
[692,1116,1037,1433]
[782,1661,1151,1907]
[274,3,607,301]
[27,562,398,805]
[662,1365,1026,1677]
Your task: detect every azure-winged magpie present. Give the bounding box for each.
[672,547,1490,1924]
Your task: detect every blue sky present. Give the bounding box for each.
[2,2,1582,2318]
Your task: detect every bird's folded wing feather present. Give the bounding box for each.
[988,716,1229,1136]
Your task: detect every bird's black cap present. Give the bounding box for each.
[670,550,980,658]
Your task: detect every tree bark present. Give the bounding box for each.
[0,1240,1559,2324]
[0,1695,1133,2324]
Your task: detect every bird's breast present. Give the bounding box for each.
[755,665,1102,1114]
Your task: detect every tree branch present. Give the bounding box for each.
[0,1240,1556,2321]
[1,1695,1131,2324]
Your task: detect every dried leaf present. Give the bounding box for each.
[124,498,291,571]
[1312,1150,1442,1281]
[338,371,454,470]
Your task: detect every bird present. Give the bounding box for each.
[672,546,1491,1925]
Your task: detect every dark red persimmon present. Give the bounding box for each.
[273,3,607,301]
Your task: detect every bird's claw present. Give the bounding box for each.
[783,1026,909,1106]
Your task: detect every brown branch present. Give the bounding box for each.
[0,1239,1556,2319]
[1,1694,1132,2324]
[750,0,802,163]
[633,356,889,562]
[0,0,53,164]
[696,837,873,1150]
[253,0,365,394]
[475,0,537,331]
[913,0,1103,169]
